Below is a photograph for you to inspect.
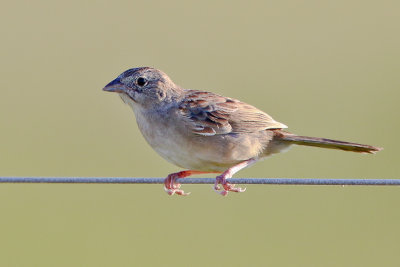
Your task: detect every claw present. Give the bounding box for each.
[176,190,191,196]
[213,181,222,191]
[224,185,246,193]
[164,186,191,196]
[213,185,229,196]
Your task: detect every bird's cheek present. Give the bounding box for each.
[126,90,138,102]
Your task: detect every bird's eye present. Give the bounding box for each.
[137,77,147,87]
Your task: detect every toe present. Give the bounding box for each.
[175,189,191,196]
[164,186,176,196]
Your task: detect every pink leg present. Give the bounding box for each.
[164,170,215,196]
[214,158,258,196]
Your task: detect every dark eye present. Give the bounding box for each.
[137,77,147,87]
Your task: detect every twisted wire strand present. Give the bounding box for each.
[0,177,398,186]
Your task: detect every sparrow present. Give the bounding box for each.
[103,67,382,196]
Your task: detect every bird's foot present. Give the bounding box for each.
[164,170,211,196]
[213,159,256,196]
[164,171,191,196]
[214,174,246,196]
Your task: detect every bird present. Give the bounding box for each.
[103,67,382,196]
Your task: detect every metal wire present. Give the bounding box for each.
[0,177,398,186]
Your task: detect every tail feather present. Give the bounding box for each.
[276,131,382,154]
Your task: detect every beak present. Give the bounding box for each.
[103,77,128,93]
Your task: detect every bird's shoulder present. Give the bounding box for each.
[177,89,287,136]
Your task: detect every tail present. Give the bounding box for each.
[275,131,382,154]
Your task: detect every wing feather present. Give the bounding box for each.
[179,90,287,136]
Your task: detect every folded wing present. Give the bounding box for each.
[178,90,287,136]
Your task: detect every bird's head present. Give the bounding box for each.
[103,67,181,109]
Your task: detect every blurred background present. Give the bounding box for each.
[0,0,399,266]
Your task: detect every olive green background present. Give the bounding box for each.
[0,1,399,266]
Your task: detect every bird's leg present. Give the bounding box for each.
[214,158,258,196]
[164,170,213,196]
